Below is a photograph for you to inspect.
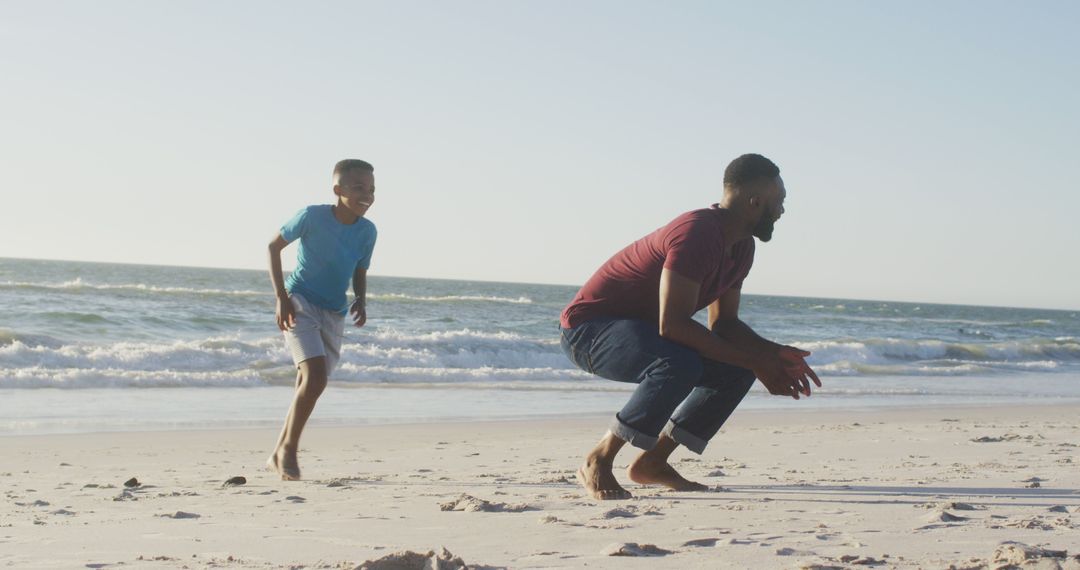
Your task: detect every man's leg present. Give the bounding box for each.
[668,360,756,451]
[269,356,328,480]
[577,430,631,500]
[562,319,704,499]
[626,362,753,490]
[626,434,710,491]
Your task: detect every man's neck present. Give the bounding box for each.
[712,203,754,242]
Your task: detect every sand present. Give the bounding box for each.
[2,404,1079,569]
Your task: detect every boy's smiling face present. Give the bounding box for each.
[334,169,375,218]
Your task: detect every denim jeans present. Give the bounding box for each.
[560,317,755,454]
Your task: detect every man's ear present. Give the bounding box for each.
[332,184,342,197]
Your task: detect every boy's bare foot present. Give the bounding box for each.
[266,449,301,481]
[627,457,708,491]
[576,461,632,501]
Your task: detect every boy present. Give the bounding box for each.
[266,159,378,480]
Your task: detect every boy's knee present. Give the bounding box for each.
[298,358,329,392]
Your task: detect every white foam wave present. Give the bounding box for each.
[333,364,589,384]
[0,278,265,297]
[3,329,1079,390]
[367,293,533,304]
[802,337,1080,367]
[1,367,266,389]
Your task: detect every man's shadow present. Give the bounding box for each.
[671,483,1080,507]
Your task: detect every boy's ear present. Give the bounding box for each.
[332,184,342,197]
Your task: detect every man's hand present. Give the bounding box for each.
[779,345,821,397]
[276,296,296,331]
[349,298,367,327]
[752,345,822,400]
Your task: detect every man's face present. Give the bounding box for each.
[335,170,375,217]
[752,176,786,242]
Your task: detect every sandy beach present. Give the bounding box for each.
[3,403,1079,569]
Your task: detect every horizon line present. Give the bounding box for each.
[1,255,1076,313]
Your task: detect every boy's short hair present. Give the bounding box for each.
[333,159,374,179]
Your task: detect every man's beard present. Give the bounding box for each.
[753,213,775,242]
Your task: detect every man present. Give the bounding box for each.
[559,153,820,500]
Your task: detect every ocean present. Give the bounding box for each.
[2,257,1078,435]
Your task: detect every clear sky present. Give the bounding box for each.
[2,1,1077,310]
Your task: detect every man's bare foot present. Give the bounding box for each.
[627,457,708,491]
[266,449,301,481]
[576,460,632,501]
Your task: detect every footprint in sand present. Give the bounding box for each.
[682,538,725,548]
[985,542,1078,568]
[595,507,638,519]
[916,509,969,529]
[438,493,531,513]
[156,511,200,519]
[776,547,818,556]
[602,543,672,557]
[357,547,473,570]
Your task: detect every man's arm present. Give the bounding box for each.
[349,266,367,327]
[268,233,295,331]
[659,268,819,398]
[658,268,760,369]
[707,289,778,355]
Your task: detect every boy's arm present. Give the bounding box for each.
[268,233,295,330]
[349,266,367,327]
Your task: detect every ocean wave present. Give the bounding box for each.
[3,328,1079,390]
[0,367,267,389]
[332,364,589,384]
[0,336,283,372]
[0,278,266,297]
[367,293,533,304]
[802,337,1080,367]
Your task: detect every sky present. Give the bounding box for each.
[1,1,1078,310]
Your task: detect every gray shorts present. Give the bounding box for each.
[282,293,344,374]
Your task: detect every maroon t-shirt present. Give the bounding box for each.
[560,205,755,329]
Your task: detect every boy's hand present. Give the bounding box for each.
[276,296,296,331]
[349,298,367,327]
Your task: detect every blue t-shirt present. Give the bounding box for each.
[281,205,377,314]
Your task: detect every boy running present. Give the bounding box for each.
[266,159,377,480]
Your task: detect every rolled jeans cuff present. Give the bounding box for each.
[609,415,659,451]
[663,420,709,455]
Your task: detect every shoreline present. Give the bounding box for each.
[4,404,1079,568]
[4,381,1080,437]
[6,399,1080,439]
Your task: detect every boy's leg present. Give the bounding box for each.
[271,294,333,480]
[270,356,328,480]
[272,369,304,455]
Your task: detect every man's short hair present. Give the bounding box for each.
[723,154,779,188]
[333,159,374,179]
